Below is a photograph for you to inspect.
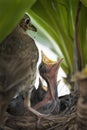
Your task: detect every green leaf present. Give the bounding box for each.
[0,0,36,42]
[28,0,87,75]
[79,5,87,66]
[80,0,87,7]
[28,0,79,74]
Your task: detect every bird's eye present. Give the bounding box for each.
[25,18,30,24]
[39,62,46,74]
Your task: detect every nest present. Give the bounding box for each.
[2,91,78,130]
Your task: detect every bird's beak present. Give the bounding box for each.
[41,51,56,65]
[39,78,48,92]
[28,22,37,32]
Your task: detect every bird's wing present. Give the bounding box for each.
[0,56,33,92]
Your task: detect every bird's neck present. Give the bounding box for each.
[12,25,26,35]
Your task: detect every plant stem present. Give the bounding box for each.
[74,0,82,91]
[74,0,82,72]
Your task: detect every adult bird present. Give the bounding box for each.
[0,14,39,125]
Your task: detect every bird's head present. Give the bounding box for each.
[19,14,37,32]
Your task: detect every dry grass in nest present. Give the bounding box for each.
[2,92,78,130]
